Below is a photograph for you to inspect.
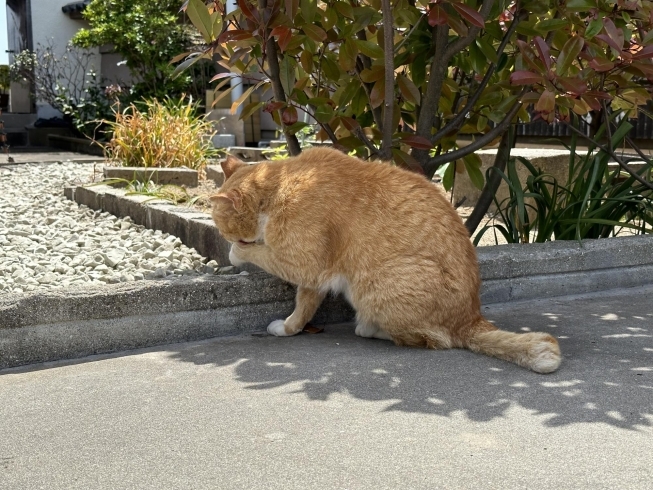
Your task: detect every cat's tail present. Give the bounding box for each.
[461,319,561,373]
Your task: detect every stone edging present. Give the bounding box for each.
[0,273,353,369]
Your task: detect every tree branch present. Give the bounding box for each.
[381,0,394,160]
[464,125,515,235]
[413,25,449,166]
[260,0,301,155]
[430,15,522,146]
[423,94,524,177]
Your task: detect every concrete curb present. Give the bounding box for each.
[0,273,354,369]
[477,235,653,303]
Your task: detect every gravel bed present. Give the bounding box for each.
[0,161,234,296]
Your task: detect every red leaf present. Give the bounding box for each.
[595,34,622,52]
[535,90,555,113]
[517,40,545,72]
[282,106,298,125]
[340,116,360,132]
[392,149,425,175]
[603,18,624,50]
[238,0,259,23]
[533,36,551,71]
[557,77,587,95]
[588,57,614,72]
[452,2,485,29]
[264,101,285,113]
[428,5,448,26]
[509,70,544,85]
[219,30,254,43]
[581,95,601,111]
[400,134,434,150]
[271,25,292,52]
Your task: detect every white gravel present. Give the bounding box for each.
[0,161,231,295]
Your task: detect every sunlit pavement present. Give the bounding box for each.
[1,285,652,489]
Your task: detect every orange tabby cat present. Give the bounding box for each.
[210,147,561,373]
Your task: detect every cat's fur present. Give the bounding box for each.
[210,147,561,373]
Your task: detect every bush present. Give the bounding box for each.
[104,97,218,171]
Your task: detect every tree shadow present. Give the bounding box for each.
[168,293,653,430]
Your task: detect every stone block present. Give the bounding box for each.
[103,166,199,187]
[206,165,225,186]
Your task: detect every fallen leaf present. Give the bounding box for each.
[303,324,324,334]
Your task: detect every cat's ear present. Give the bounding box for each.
[221,155,247,180]
[209,189,242,210]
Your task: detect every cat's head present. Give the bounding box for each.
[209,155,263,245]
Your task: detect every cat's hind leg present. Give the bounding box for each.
[354,319,393,341]
[268,286,326,337]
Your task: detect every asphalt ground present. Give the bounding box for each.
[1,285,652,490]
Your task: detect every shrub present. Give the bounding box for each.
[104,97,218,171]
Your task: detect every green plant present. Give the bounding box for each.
[475,116,653,245]
[103,96,218,170]
[72,0,205,101]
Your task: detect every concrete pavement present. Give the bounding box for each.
[1,285,652,489]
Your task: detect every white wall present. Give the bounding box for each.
[30,0,100,118]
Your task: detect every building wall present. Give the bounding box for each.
[30,0,100,118]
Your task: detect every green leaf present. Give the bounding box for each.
[334,1,354,19]
[211,11,223,39]
[301,0,317,22]
[476,37,498,63]
[355,40,385,59]
[171,54,202,79]
[557,36,584,77]
[313,104,334,123]
[349,7,376,34]
[230,81,265,115]
[585,18,602,40]
[398,74,421,105]
[535,18,569,33]
[279,55,296,96]
[240,101,266,120]
[441,162,455,191]
[566,0,597,11]
[322,56,341,81]
[303,24,327,42]
[463,153,484,190]
[186,0,214,43]
[469,41,487,73]
[286,121,310,135]
[339,39,358,72]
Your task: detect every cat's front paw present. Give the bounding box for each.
[267,320,292,336]
[228,243,247,266]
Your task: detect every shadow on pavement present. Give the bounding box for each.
[169,295,653,431]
